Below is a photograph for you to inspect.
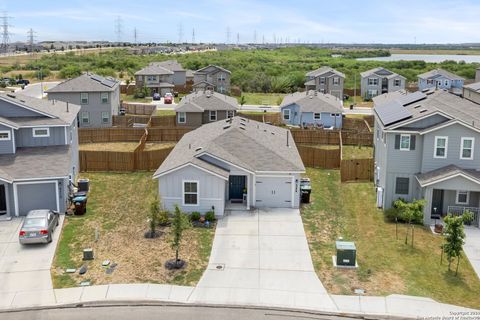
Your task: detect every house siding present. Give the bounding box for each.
[418,77,464,91]
[0,124,14,154]
[463,88,480,105]
[16,126,66,147]
[399,114,450,130]
[361,74,405,99]
[177,112,202,127]
[281,104,342,128]
[0,100,41,117]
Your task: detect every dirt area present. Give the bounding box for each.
[79,142,176,152]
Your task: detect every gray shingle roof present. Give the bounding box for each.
[464,81,480,92]
[186,70,194,78]
[47,73,119,93]
[417,69,465,81]
[416,164,480,187]
[154,117,305,178]
[306,66,345,78]
[134,64,174,76]
[194,65,231,75]
[280,91,343,113]
[152,60,185,72]
[360,67,405,79]
[175,91,238,113]
[0,146,72,182]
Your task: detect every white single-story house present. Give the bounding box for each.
[153,117,306,217]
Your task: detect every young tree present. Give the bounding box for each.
[239,95,246,106]
[169,205,191,268]
[394,199,425,245]
[145,196,160,238]
[443,211,474,275]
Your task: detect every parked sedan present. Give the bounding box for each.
[19,210,59,244]
[152,92,161,101]
[164,92,173,104]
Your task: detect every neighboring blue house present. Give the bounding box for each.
[417,69,465,95]
[280,91,343,129]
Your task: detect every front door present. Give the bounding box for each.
[0,185,6,215]
[229,176,246,200]
[431,189,444,217]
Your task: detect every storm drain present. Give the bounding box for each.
[214,263,225,270]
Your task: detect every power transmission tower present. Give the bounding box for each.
[1,12,12,54]
[192,28,195,44]
[226,26,231,44]
[133,27,138,44]
[177,23,184,43]
[27,28,36,53]
[253,30,257,44]
[114,16,123,43]
[236,32,239,45]
[262,35,265,44]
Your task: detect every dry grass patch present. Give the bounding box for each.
[79,142,176,152]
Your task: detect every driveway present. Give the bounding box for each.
[464,226,480,279]
[16,82,60,99]
[0,216,63,306]
[190,208,336,311]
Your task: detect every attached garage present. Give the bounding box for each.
[255,176,293,208]
[14,181,59,216]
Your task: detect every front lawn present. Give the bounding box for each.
[238,92,285,106]
[302,168,480,309]
[155,109,176,117]
[341,145,373,160]
[52,172,214,288]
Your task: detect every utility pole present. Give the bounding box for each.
[226,26,231,44]
[114,16,123,44]
[177,23,184,43]
[192,28,195,44]
[27,28,36,54]
[133,27,138,45]
[1,12,12,54]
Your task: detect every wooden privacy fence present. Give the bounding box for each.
[113,115,178,128]
[341,131,374,146]
[297,145,341,169]
[340,158,374,182]
[121,102,156,115]
[79,147,174,172]
[79,127,193,143]
[342,117,371,133]
[290,130,340,145]
[239,112,282,125]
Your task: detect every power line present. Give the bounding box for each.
[191,28,195,44]
[27,28,36,53]
[177,23,184,43]
[133,27,138,44]
[1,12,12,54]
[226,26,231,44]
[236,32,239,45]
[114,16,123,43]
[253,30,257,44]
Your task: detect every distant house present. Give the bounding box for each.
[360,67,406,100]
[0,93,80,217]
[134,63,175,96]
[304,66,345,100]
[175,91,238,127]
[153,117,305,217]
[417,69,465,95]
[475,67,480,83]
[463,82,480,105]
[280,91,343,129]
[47,73,120,128]
[193,65,231,94]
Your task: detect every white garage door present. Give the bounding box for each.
[255,177,292,208]
[16,182,58,216]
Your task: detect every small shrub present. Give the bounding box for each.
[191,211,201,221]
[384,207,400,222]
[158,209,170,226]
[205,211,215,222]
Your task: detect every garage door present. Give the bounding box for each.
[255,177,292,208]
[16,182,58,216]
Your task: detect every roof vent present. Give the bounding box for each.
[195,147,203,152]
[271,132,275,135]
[6,93,15,99]
[240,122,246,126]
[414,105,421,109]
[419,109,427,113]
[223,125,231,130]
[239,127,245,130]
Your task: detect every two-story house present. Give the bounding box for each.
[463,82,480,105]
[0,93,80,218]
[304,66,345,100]
[175,91,238,127]
[361,67,406,100]
[193,65,231,94]
[417,69,465,95]
[280,91,343,129]
[47,73,120,128]
[374,90,480,227]
[134,63,175,96]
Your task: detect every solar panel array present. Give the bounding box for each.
[397,91,427,106]
[375,101,412,126]
[90,74,117,88]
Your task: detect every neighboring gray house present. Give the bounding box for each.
[304,66,345,100]
[193,65,231,94]
[47,73,120,128]
[463,82,480,105]
[0,93,80,218]
[475,67,480,83]
[417,69,465,95]
[374,89,480,227]
[360,67,406,100]
[134,63,174,96]
[153,117,305,217]
[175,91,238,127]
[280,91,343,129]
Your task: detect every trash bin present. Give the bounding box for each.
[350,104,354,110]
[300,178,312,204]
[73,196,88,215]
[77,179,90,193]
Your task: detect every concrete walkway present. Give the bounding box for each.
[464,226,480,279]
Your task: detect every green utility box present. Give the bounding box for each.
[336,241,356,267]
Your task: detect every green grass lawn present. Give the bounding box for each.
[342,145,373,160]
[121,93,151,103]
[52,172,214,288]
[301,168,480,308]
[238,93,285,106]
[154,109,176,117]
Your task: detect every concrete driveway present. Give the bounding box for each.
[464,226,480,279]
[190,208,336,311]
[0,216,63,307]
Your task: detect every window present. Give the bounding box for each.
[183,181,198,205]
[400,134,411,151]
[209,110,217,121]
[434,136,448,158]
[219,86,225,93]
[101,92,109,104]
[456,191,469,205]
[437,80,442,87]
[427,79,434,85]
[0,130,10,141]
[394,79,401,87]
[80,93,88,104]
[101,112,110,124]
[333,77,340,85]
[395,177,409,195]
[218,73,226,81]
[314,113,321,120]
[319,77,325,85]
[226,110,234,118]
[368,78,378,86]
[81,111,90,125]
[283,109,290,121]
[33,128,50,138]
[367,89,378,97]
[444,80,449,86]
[460,137,474,160]
[178,112,186,124]
[330,113,340,117]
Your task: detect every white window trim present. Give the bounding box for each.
[101,111,110,124]
[455,190,470,205]
[33,127,50,138]
[226,110,234,118]
[394,79,401,87]
[333,77,339,85]
[81,111,90,124]
[101,92,109,104]
[0,130,11,141]
[80,92,89,105]
[319,77,325,84]
[330,113,340,118]
[314,113,321,120]
[444,80,449,86]
[434,136,448,159]
[400,134,411,151]
[209,110,217,122]
[395,177,410,195]
[368,78,378,86]
[283,109,290,121]
[182,180,199,206]
[460,137,474,160]
[178,112,186,124]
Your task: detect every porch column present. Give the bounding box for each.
[246,174,250,210]
[252,175,256,207]
[423,187,433,226]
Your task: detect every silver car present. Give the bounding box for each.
[19,210,59,245]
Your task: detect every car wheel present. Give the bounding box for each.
[56,219,59,227]
[47,235,52,243]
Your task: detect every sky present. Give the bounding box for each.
[0,0,479,44]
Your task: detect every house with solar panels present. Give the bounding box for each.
[360,67,406,100]
[47,73,120,128]
[373,90,480,227]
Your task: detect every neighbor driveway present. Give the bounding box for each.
[190,208,336,311]
[0,216,63,308]
[464,226,480,279]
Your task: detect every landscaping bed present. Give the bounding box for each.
[301,168,480,309]
[51,172,214,288]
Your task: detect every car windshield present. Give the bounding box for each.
[23,218,46,228]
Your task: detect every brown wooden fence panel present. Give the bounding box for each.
[134,147,174,171]
[297,145,341,169]
[290,130,340,145]
[239,113,282,125]
[147,128,193,142]
[365,115,374,128]
[112,115,151,127]
[343,118,371,133]
[121,102,156,115]
[78,128,145,143]
[340,158,374,182]
[150,116,176,127]
[341,131,374,146]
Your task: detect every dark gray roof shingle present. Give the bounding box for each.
[416,164,480,186]
[175,91,238,112]
[280,91,343,113]
[417,69,465,81]
[47,73,119,93]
